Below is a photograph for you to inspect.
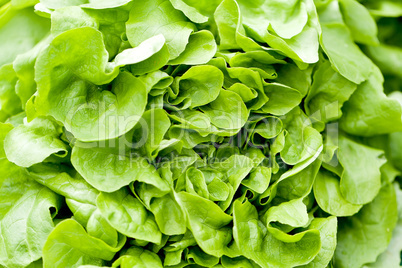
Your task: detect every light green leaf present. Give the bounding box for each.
[0,64,21,122]
[97,188,162,244]
[175,65,223,109]
[299,217,337,268]
[34,27,157,141]
[364,183,402,268]
[273,63,312,96]
[0,158,30,220]
[319,1,373,84]
[175,192,232,257]
[0,182,62,268]
[241,166,271,194]
[112,246,163,268]
[80,0,132,9]
[171,0,222,18]
[339,66,402,136]
[275,158,321,201]
[280,107,323,165]
[365,44,402,78]
[0,7,49,67]
[87,209,119,248]
[169,30,217,65]
[169,0,209,23]
[50,6,98,36]
[214,155,256,210]
[71,142,169,193]
[66,199,97,227]
[338,135,386,205]
[118,34,170,75]
[214,0,262,51]
[126,0,195,60]
[264,198,309,228]
[42,219,126,268]
[314,169,362,216]
[260,148,322,205]
[261,83,303,116]
[4,117,68,168]
[264,0,308,39]
[221,256,260,268]
[252,115,283,140]
[145,192,187,236]
[305,60,357,123]
[389,131,402,171]
[200,89,248,130]
[131,109,171,160]
[236,0,320,63]
[28,163,99,205]
[233,200,321,268]
[339,0,379,45]
[335,183,398,268]
[13,36,50,109]
[0,123,13,158]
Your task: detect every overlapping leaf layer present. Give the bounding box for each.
[1,0,402,267]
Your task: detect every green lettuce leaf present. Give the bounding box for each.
[233,200,321,268]
[42,219,126,268]
[339,66,402,136]
[318,0,373,84]
[112,246,163,268]
[339,0,379,46]
[175,192,232,257]
[299,217,337,268]
[126,0,195,60]
[335,183,398,268]
[71,141,169,193]
[338,134,386,205]
[4,117,68,167]
[314,169,362,216]
[0,7,49,67]
[0,64,21,122]
[97,188,162,244]
[0,181,62,268]
[34,27,163,141]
